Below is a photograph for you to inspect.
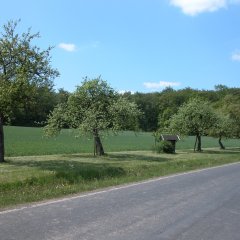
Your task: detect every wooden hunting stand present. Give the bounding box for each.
[160,134,180,153]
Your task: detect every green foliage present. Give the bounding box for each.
[44,103,69,137]
[155,141,175,154]
[157,87,194,130]
[109,97,141,132]
[129,92,160,131]
[128,86,239,133]
[45,77,141,135]
[221,94,240,138]
[209,113,233,139]
[168,98,216,136]
[168,98,217,151]
[0,20,59,119]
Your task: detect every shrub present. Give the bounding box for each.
[155,141,175,154]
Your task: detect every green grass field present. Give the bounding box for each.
[4,126,240,156]
[1,126,239,210]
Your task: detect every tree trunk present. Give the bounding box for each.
[218,136,225,150]
[194,135,198,152]
[197,135,202,152]
[0,115,5,163]
[93,129,104,156]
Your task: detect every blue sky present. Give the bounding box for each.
[1,0,240,92]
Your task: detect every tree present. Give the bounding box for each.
[167,98,216,152]
[157,87,196,130]
[130,92,160,131]
[11,86,58,126]
[0,20,59,162]
[56,88,70,105]
[221,94,240,138]
[209,113,233,149]
[44,77,141,156]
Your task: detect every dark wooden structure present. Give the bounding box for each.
[160,134,180,153]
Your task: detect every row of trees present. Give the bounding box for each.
[9,82,240,134]
[45,83,240,155]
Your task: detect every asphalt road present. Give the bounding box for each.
[1,163,240,240]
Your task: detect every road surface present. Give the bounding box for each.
[1,163,240,240]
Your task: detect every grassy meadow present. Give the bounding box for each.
[4,126,153,156]
[4,126,240,156]
[0,126,239,209]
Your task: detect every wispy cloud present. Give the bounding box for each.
[169,0,240,16]
[118,90,135,95]
[58,41,100,52]
[143,81,181,90]
[58,43,77,52]
[232,50,240,61]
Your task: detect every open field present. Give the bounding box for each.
[4,126,240,156]
[1,148,240,209]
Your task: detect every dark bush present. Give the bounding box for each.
[155,141,175,154]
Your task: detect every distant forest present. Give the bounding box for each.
[10,84,240,133]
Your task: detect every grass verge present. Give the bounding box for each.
[0,148,240,210]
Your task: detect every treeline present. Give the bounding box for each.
[126,85,240,132]
[11,84,240,133]
[11,88,70,127]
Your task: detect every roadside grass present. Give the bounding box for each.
[4,126,240,156]
[1,148,240,210]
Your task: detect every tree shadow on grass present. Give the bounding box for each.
[105,153,171,163]
[5,152,171,186]
[202,148,240,155]
[6,159,126,185]
[61,152,171,163]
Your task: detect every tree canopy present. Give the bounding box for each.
[167,98,217,151]
[208,113,233,149]
[221,94,240,138]
[0,20,59,162]
[44,77,141,156]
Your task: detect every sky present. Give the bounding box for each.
[1,0,240,93]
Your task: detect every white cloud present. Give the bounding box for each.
[118,90,135,95]
[169,0,240,16]
[143,81,181,90]
[232,51,240,61]
[58,43,77,52]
